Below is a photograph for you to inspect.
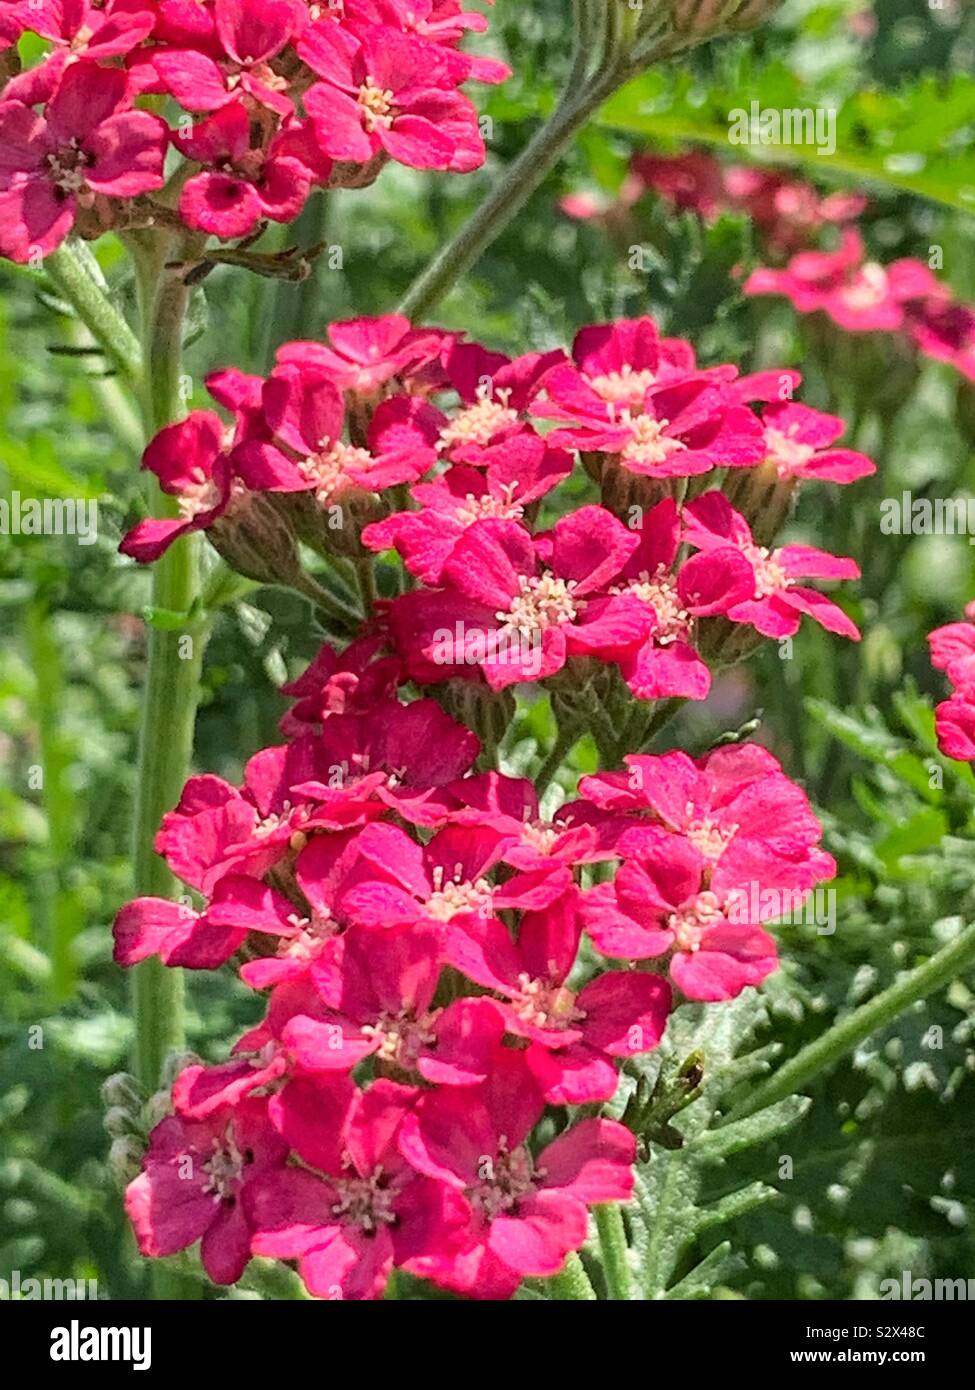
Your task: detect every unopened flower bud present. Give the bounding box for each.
[104,1105,142,1139]
[101,1071,144,1113]
[668,0,780,36]
[209,490,304,586]
[721,460,797,547]
[161,1050,200,1088]
[108,1135,145,1188]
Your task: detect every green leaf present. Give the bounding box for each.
[597,62,975,213]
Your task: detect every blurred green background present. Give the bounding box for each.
[3,0,975,1299]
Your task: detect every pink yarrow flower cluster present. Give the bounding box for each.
[561,147,865,255]
[119,313,864,704]
[0,0,506,260]
[114,309,856,1297]
[746,229,975,383]
[115,672,835,1296]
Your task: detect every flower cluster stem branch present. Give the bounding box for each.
[397,75,615,321]
[593,1203,634,1300]
[126,242,203,1076]
[723,920,975,1124]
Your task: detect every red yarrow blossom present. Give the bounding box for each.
[384,508,652,690]
[582,744,835,886]
[300,20,484,172]
[682,491,861,640]
[539,370,764,480]
[152,0,301,115]
[580,832,784,1001]
[265,922,506,1082]
[113,873,300,970]
[544,316,725,416]
[125,1096,288,1285]
[604,497,755,702]
[235,363,439,505]
[0,61,168,262]
[119,411,235,563]
[929,601,975,694]
[277,314,451,395]
[398,1051,637,1299]
[339,821,571,932]
[429,342,567,463]
[445,888,672,1104]
[757,401,875,484]
[245,1078,471,1300]
[906,291,975,383]
[174,101,314,238]
[361,433,573,585]
[745,229,939,333]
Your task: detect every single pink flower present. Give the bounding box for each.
[935,694,975,762]
[301,21,483,172]
[580,832,781,1002]
[153,0,300,115]
[446,888,672,1103]
[745,229,940,332]
[604,497,754,701]
[175,102,313,238]
[682,490,861,640]
[246,1078,470,1300]
[0,61,168,262]
[119,412,235,563]
[125,1095,288,1285]
[362,433,572,584]
[757,400,875,484]
[276,315,451,394]
[384,509,652,690]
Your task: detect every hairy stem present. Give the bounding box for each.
[44,241,142,384]
[594,1204,635,1300]
[545,1252,598,1301]
[397,74,616,321]
[724,920,975,1123]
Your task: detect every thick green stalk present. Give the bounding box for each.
[725,921,975,1123]
[128,233,204,1093]
[593,1204,634,1300]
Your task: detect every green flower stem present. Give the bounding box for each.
[43,241,142,384]
[129,234,208,1300]
[724,920,975,1124]
[593,1204,634,1300]
[546,1252,598,1301]
[397,73,617,321]
[535,722,578,796]
[127,234,205,1105]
